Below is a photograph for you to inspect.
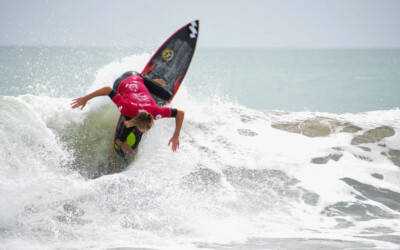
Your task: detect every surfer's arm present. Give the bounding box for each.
[71,86,113,110]
[168,109,184,151]
[115,139,135,155]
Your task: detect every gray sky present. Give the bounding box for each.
[1,0,399,48]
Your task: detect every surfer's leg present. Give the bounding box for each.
[141,76,173,101]
[152,79,166,87]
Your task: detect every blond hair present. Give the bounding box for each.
[124,112,154,131]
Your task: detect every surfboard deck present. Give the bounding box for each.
[113,20,199,159]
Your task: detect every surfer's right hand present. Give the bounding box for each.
[71,97,88,110]
[71,86,113,110]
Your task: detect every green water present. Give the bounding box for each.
[189,48,400,112]
[1,46,399,113]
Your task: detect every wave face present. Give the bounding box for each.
[1,49,400,249]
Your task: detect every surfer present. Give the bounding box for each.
[71,73,184,153]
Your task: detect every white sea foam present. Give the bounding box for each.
[1,52,400,249]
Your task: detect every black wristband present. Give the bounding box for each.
[108,90,117,100]
[171,109,178,117]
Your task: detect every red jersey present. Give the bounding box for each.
[110,75,172,119]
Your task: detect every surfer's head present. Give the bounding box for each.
[124,112,154,133]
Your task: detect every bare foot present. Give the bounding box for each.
[152,79,166,87]
[116,139,134,154]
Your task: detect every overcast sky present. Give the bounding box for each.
[1,0,399,48]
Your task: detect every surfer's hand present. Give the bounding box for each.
[71,97,88,110]
[71,87,113,110]
[168,136,180,151]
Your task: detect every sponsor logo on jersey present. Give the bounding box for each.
[133,93,149,102]
[128,83,139,92]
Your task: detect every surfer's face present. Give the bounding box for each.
[137,126,149,133]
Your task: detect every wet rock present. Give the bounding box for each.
[311,154,343,164]
[330,154,343,161]
[223,167,320,207]
[311,157,329,164]
[332,147,344,151]
[272,118,362,138]
[359,146,371,152]
[341,177,400,212]
[351,126,395,145]
[363,226,395,234]
[301,189,320,206]
[272,120,331,137]
[340,125,362,133]
[388,150,400,157]
[353,154,373,162]
[322,201,397,221]
[354,194,368,201]
[388,149,400,167]
[371,173,384,180]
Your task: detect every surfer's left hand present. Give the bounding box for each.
[71,97,88,110]
[168,136,180,151]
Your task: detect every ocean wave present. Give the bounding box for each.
[1,51,400,249]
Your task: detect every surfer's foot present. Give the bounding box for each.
[116,139,134,155]
[152,79,166,87]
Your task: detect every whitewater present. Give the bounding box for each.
[1,47,400,249]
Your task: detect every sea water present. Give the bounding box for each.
[0,46,399,249]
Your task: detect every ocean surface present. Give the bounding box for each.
[1,46,400,249]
